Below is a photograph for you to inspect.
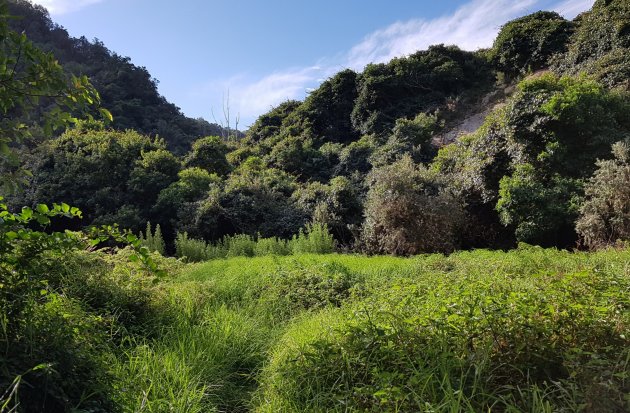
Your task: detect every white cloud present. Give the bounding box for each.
[197,0,595,127]
[553,0,594,18]
[230,66,323,119]
[31,0,103,15]
[345,0,539,69]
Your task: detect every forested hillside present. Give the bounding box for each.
[6,0,629,254]
[6,0,230,154]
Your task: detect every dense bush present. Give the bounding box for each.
[435,74,630,247]
[184,135,232,176]
[491,11,574,78]
[362,156,465,255]
[577,141,630,248]
[0,199,168,412]
[351,45,494,136]
[553,0,630,88]
[17,127,178,232]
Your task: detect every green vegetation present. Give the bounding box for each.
[7,245,626,412]
[7,0,630,253]
[491,11,574,79]
[553,0,630,88]
[2,1,630,411]
[174,223,336,262]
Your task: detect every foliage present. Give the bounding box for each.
[363,156,465,255]
[369,112,441,167]
[0,198,165,412]
[175,232,211,262]
[491,11,574,79]
[553,0,630,88]
[434,74,630,247]
[254,236,291,256]
[247,100,300,143]
[225,234,257,257]
[496,163,582,246]
[292,176,363,244]
[257,248,630,412]
[7,0,229,153]
[576,141,630,248]
[289,222,336,254]
[351,45,494,136]
[184,135,232,176]
[141,221,166,255]
[16,128,173,232]
[0,1,105,192]
[282,69,360,145]
[172,223,336,262]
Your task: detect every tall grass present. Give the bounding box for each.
[174,223,336,262]
[7,246,628,412]
[140,221,166,255]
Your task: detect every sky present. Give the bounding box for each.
[32,0,594,128]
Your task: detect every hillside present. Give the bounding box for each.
[6,0,231,154]
[5,0,628,254]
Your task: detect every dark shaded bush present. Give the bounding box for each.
[491,11,574,78]
[553,0,630,88]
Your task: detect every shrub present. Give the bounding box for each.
[363,156,465,255]
[576,141,630,248]
[553,0,630,88]
[491,11,574,78]
[224,233,256,257]
[141,221,166,255]
[174,232,209,262]
[254,237,291,256]
[258,258,630,412]
[264,263,364,315]
[290,222,336,254]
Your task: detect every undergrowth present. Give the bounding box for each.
[3,246,629,412]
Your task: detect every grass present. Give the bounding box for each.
[4,246,629,412]
[107,246,629,412]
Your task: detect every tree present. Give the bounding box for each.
[0,2,105,192]
[351,45,493,136]
[184,136,231,176]
[434,74,630,248]
[553,0,630,88]
[576,141,630,248]
[370,112,440,168]
[496,163,581,246]
[293,176,363,245]
[19,128,165,232]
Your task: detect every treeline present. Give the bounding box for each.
[7,0,630,255]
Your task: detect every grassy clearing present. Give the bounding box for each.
[108,246,629,412]
[5,247,628,412]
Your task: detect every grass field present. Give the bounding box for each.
[108,246,629,412]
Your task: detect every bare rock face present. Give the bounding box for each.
[434,88,511,146]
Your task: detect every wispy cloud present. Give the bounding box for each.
[197,0,594,127]
[553,0,594,18]
[346,0,539,69]
[230,66,324,119]
[31,0,103,15]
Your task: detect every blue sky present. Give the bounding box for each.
[33,0,594,128]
